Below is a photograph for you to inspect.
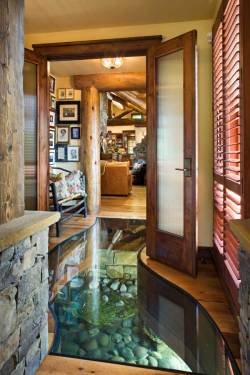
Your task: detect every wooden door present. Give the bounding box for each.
[146,31,197,276]
[24,49,48,210]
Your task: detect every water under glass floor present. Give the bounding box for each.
[48,218,240,375]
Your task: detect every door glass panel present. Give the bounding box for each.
[23,62,37,210]
[157,50,184,236]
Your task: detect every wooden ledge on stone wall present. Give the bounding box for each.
[230,219,250,253]
[0,211,60,252]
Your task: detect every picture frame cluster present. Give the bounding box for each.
[48,76,81,164]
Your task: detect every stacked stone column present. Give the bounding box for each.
[0,229,49,375]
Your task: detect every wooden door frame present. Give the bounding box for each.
[24,49,48,211]
[146,31,197,276]
[30,35,162,210]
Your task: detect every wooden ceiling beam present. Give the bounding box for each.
[113,109,133,119]
[114,91,146,113]
[73,72,146,91]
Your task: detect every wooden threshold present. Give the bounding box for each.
[37,355,179,375]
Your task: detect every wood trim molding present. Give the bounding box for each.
[197,246,213,260]
[24,49,49,211]
[32,35,162,61]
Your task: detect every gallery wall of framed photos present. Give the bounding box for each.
[49,76,82,171]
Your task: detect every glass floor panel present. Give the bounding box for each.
[49,218,240,374]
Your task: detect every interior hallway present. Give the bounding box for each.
[47,186,240,373]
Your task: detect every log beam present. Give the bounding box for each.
[0,0,24,224]
[114,91,146,112]
[73,72,146,91]
[81,87,100,214]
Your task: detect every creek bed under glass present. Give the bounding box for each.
[49,218,240,374]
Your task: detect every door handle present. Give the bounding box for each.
[175,168,188,172]
[175,158,192,177]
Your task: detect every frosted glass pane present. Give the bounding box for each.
[157,50,184,236]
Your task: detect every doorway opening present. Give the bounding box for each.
[48,56,147,221]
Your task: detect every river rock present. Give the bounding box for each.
[102,278,109,285]
[84,338,98,351]
[110,280,120,291]
[102,294,109,303]
[121,347,134,361]
[123,335,132,344]
[148,356,158,367]
[128,341,137,350]
[79,331,89,343]
[112,333,122,343]
[79,349,87,357]
[120,284,127,293]
[99,333,110,347]
[117,341,125,350]
[127,285,137,295]
[119,327,131,335]
[151,351,162,360]
[62,341,79,355]
[88,348,102,359]
[138,358,149,366]
[122,292,133,299]
[134,346,148,359]
[122,319,132,328]
[115,300,125,307]
[112,356,125,362]
[88,328,99,337]
[132,334,140,343]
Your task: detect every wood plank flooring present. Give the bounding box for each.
[41,186,241,374]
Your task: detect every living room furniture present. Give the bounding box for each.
[49,167,87,236]
[101,161,132,196]
[132,159,146,185]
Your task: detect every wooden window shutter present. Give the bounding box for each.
[213,0,241,290]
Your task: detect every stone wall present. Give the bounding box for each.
[0,229,49,375]
[238,247,250,375]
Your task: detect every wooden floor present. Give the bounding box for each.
[41,186,241,374]
[49,186,146,250]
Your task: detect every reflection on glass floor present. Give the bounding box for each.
[49,218,240,374]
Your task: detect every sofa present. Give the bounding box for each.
[101,160,132,196]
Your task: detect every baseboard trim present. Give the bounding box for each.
[197,246,213,260]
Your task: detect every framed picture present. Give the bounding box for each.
[49,129,55,149]
[56,126,69,144]
[58,88,66,100]
[56,101,80,124]
[56,145,67,162]
[49,75,55,94]
[49,111,55,127]
[67,146,80,161]
[66,88,74,100]
[50,94,56,110]
[71,126,81,140]
[49,150,55,165]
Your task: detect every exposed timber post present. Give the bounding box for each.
[81,87,101,214]
[0,0,25,224]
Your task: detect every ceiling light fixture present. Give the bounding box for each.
[101,57,123,70]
